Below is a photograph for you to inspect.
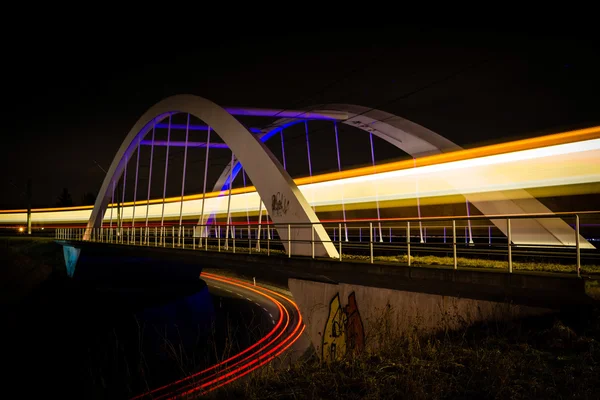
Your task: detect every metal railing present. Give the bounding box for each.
[54,211,600,277]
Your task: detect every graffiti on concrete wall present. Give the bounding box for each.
[322,291,365,362]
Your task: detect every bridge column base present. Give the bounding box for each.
[62,245,81,278]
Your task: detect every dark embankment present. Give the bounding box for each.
[1,238,274,399]
[0,237,61,307]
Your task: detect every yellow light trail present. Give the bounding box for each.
[1,125,599,225]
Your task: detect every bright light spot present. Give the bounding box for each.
[18,227,24,232]
[41,227,44,230]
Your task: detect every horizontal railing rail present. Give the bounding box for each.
[48,211,600,278]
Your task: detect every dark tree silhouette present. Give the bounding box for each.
[56,188,73,207]
[81,192,96,205]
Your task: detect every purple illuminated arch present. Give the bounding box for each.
[84,94,340,258]
[203,103,592,248]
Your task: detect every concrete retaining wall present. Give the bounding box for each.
[288,278,554,362]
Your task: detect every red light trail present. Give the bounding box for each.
[130,272,305,399]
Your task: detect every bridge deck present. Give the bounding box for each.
[58,240,598,310]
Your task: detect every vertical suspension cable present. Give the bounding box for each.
[305,121,313,177]
[199,127,211,241]
[369,132,383,242]
[121,155,127,238]
[414,158,424,243]
[224,151,234,248]
[305,121,315,212]
[242,167,250,239]
[109,181,114,240]
[131,136,141,231]
[160,115,172,235]
[280,128,287,170]
[334,122,348,241]
[466,199,474,244]
[266,207,272,240]
[178,114,190,239]
[256,200,263,250]
[144,121,155,230]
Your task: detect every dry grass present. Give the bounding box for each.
[213,309,600,400]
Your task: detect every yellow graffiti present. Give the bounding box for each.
[322,293,347,363]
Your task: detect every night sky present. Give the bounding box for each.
[2,22,599,209]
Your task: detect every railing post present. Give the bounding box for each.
[452,220,457,270]
[248,223,252,254]
[338,222,342,261]
[288,224,292,258]
[507,218,512,273]
[172,226,175,248]
[369,222,374,264]
[407,221,411,266]
[182,226,185,249]
[576,214,581,278]
[205,225,208,251]
[311,224,315,259]
[256,223,261,252]
[233,223,236,253]
[218,226,221,252]
[267,224,270,256]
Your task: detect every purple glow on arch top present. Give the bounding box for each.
[140,140,229,148]
[224,107,347,120]
[155,123,262,134]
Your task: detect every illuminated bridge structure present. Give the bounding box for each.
[2,95,599,257]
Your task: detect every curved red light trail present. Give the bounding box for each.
[130,272,305,399]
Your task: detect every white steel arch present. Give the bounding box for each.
[205,104,591,248]
[84,94,339,258]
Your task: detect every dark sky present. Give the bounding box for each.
[1,22,599,209]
